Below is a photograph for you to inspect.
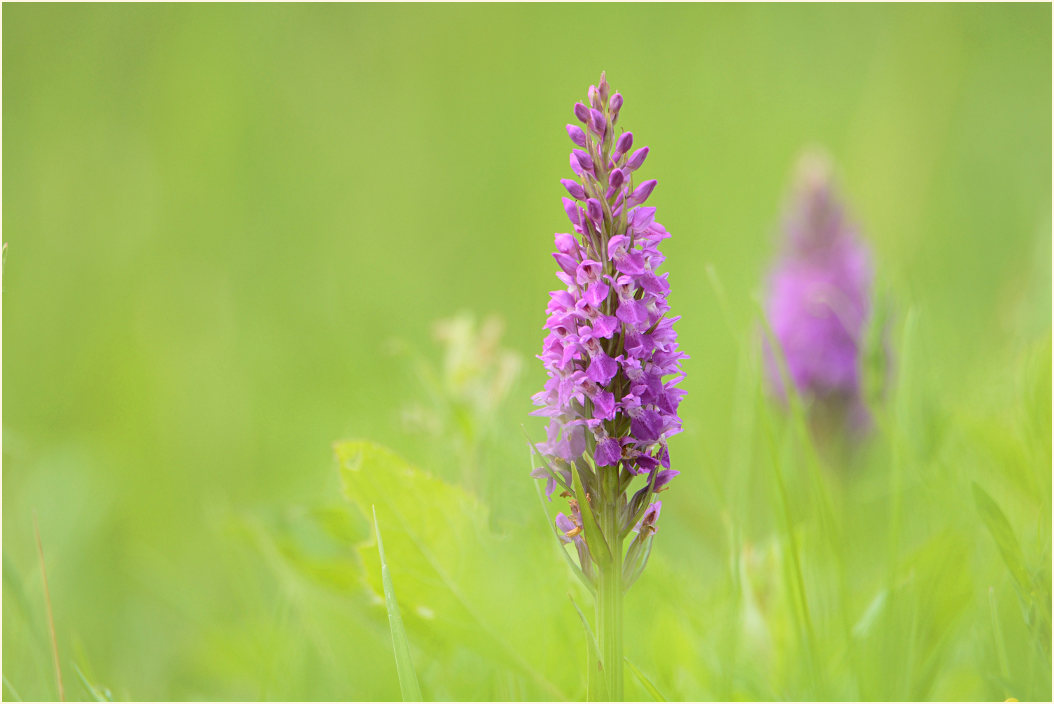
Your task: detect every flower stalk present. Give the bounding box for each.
[597,467,624,699]
[531,72,685,701]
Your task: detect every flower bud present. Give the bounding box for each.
[589,109,607,138]
[566,124,587,148]
[554,232,577,255]
[625,146,649,171]
[562,197,582,227]
[561,178,586,201]
[626,180,657,208]
[569,152,583,177]
[588,84,602,111]
[573,102,590,124]
[586,198,603,223]
[622,529,654,589]
[614,132,633,160]
[572,149,594,174]
[609,93,623,120]
[553,252,578,277]
[594,436,621,467]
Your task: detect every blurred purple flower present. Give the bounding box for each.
[764,153,873,431]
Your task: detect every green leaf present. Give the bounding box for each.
[622,534,654,591]
[625,657,667,702]
[570,460,611,565]
[236,507,364,594]
[532,469,594,594]
[972,482,1031,595]
[374,506,423,702]
[336,440,570,701]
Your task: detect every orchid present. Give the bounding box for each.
[530,72,685,700]
[764,153,874,435]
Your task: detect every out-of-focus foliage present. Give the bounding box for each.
[337,440,579,701]
[394,312,522,494]
[3,3,1050,701]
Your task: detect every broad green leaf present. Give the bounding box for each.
[374,507,423,702]
[336,440,571,700]
[237,508,363,594]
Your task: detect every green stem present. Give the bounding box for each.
[596,466,624,700]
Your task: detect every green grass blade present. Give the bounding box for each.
[754,297,840,548]
[757,378,819,692]
[988,586,1012,688]
[704,263,740,348]
[972,483,1031,595]
[888,308,918,578]
[569,594,606,701]
[3,675,24,702]
[72,664,112,702]
[373,506,423,702]
[851,588,888,641]
[624,657,667,702]
[3,552,47,650]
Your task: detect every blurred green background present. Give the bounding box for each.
[3,4,1051,701]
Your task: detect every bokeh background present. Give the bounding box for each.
[3,4,1051,701]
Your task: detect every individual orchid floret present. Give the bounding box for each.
[763,151,874,434]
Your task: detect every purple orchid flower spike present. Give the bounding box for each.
[530,72,685,701]
[763,151,874,438]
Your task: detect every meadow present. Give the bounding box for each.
[3,4,1051,701]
